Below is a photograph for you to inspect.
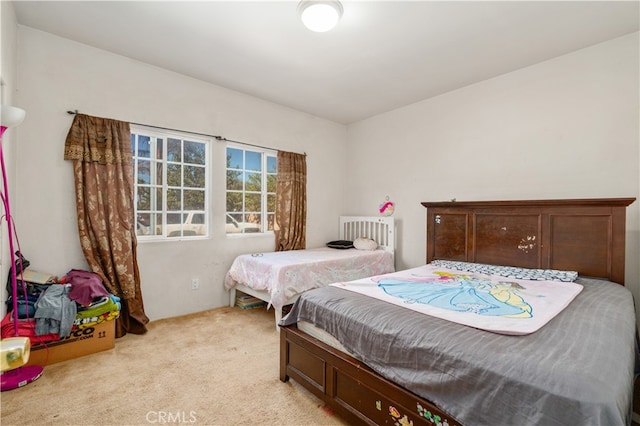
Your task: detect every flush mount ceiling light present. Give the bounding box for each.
[298,0,343,32]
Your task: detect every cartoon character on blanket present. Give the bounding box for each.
[331,264,582,335]
[376,271,533,318]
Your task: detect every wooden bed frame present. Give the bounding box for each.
[229,215,395,324]
[280,198,635,426]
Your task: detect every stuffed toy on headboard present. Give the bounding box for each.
[379,197,394,216]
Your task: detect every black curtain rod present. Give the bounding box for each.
[66,109,305,155]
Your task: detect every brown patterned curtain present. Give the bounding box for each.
[275,151,307,251]
[64,114,149,337]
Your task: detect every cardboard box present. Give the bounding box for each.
[25,320,115,366]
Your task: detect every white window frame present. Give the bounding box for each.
[225,143,277,236]
[132,125,211,241]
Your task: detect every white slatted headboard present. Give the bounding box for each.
[339,216,395,254]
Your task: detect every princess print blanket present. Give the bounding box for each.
[331,264,583,335]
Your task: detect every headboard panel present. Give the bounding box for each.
[340,216,395,254]
[422,198,635,285]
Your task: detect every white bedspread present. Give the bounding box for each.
[224,247,394,309]
[331,264,583,335]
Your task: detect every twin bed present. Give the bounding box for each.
[279,198,637,426]
[225,216,395,324]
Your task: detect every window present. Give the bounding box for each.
[226,145,277,234]
[132,126,209,239]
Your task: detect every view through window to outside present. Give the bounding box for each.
[226,145,276,234]
[132,127,209,239]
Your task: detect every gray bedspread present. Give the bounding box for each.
[280,276,637,426]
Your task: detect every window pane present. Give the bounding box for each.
[154,162,163,184]
[226,170,242,191]
[184,165,205,188]
[267,213,275,231]
[137,160,151,184]
[166,213,182,238]
[154,187,163,210]
[167,164,182,186]
[267,156,277,173]
[226,192,242,212]
[184,141,205,165]
[245,172,261,191]
[245,214,262,232]
[136,213,151,236]
[153,213,163,236]
[137,135,151,159]
[167,188,182,210]
[184,190,204,210]
[167,138,182,162]
[247,213,261,225]
[227,148,243,169]
[226,213,242,234]
[245,193,261,212]
[245,151,262,171]
[267,193,275,212]
[229,213,242,223]
[156,138,164,160]
[137,186,150,210]
[267,174,276,192]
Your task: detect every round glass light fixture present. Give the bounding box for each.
[298,1,343,32]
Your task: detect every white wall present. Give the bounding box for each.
[346,33,640,300]
[13,27,348,320]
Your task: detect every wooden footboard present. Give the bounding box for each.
[280,324,461,426]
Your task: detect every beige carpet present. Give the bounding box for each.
[1,306,349,426]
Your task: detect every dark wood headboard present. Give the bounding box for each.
[422,198,635,285]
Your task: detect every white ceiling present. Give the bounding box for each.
[12,1,640,124]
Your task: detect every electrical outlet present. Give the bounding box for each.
[191,278,199,290]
